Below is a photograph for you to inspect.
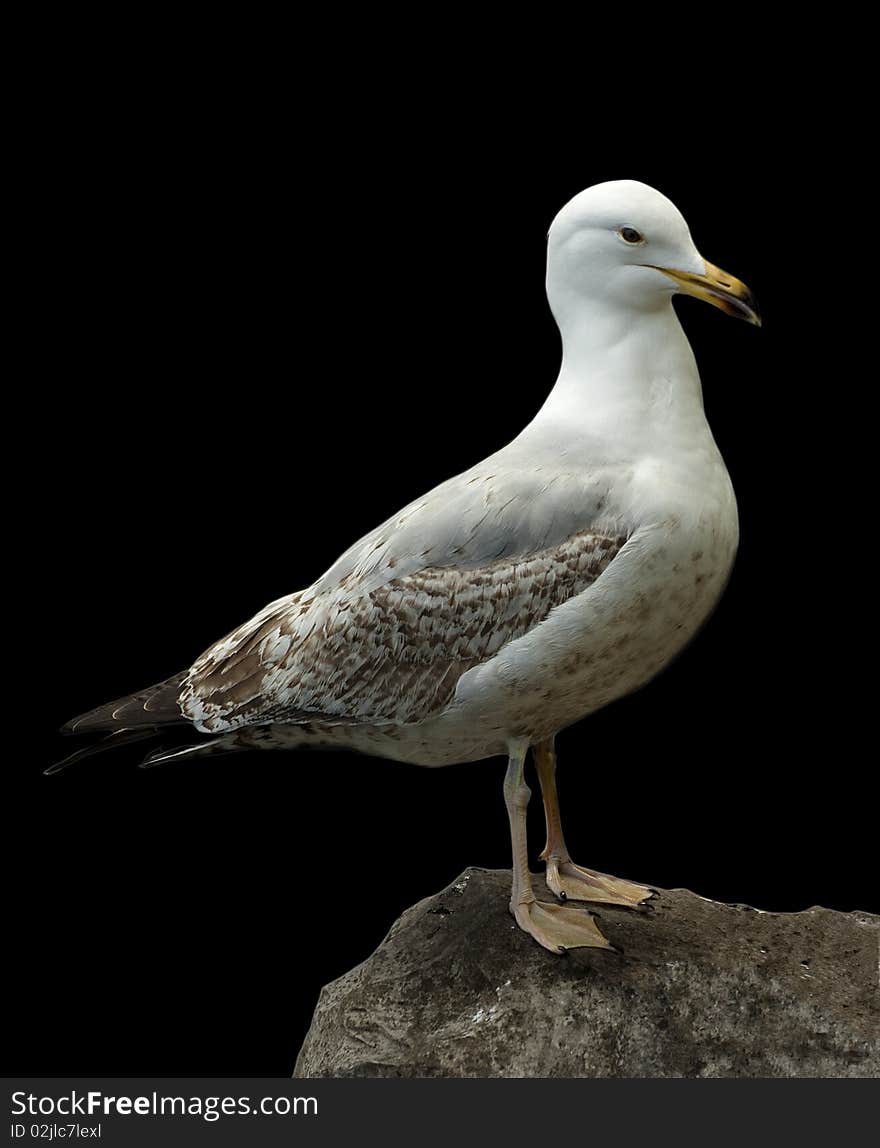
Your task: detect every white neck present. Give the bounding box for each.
[531,294,708,450]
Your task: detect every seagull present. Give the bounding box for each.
[55,180,760,954]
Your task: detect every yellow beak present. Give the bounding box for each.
[654,260,761,327]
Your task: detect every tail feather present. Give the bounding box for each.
[62,672,188,734]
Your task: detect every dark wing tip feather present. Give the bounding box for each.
[44,728,160,775]
[61,672,189,735]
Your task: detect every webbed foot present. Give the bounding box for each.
[511,897,618,954]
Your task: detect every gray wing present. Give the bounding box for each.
[308,436,628,597]
[180,526,628,733]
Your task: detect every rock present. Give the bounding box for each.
[294,868,879,1078]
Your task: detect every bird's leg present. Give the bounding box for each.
[534,737,655,908]
[503,740,614,954]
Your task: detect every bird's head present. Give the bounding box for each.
[546,179,760,328]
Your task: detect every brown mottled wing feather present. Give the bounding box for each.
[181,530,627,734]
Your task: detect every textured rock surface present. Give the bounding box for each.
[294,867,879,1078]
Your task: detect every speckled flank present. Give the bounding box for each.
[299,513,736,767]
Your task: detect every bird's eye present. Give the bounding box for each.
[618,226,644,244]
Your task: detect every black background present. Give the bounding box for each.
[7,33,875,1078]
